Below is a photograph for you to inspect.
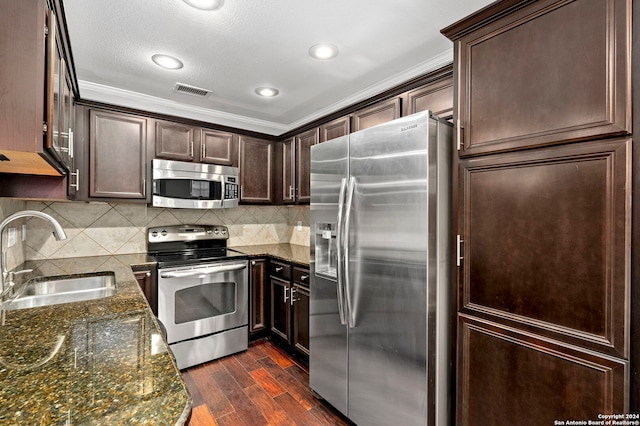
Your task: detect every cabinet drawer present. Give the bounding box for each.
[292,267,309,287]
[269,261,291,281]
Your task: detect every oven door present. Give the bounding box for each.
[157,260,248,344]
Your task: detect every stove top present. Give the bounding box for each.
[147,224,246,267]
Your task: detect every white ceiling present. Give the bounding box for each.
[63,0,493,136]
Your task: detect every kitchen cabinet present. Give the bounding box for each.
[445,0,630,157]
[351,97,401,132]
[88,109,149,200]
[402,76,453,120]
[239,136,274,204]
[0,0,76,178]
[155,121,238,166]
[291,267,309,356]
[132,267,157,316]
[268,260,309,360]
[442,0,633,423]
[281,128,318,204]
[319,116,350,143]
[249,258,269,338]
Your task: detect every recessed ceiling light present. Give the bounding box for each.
[255,87,279,97]
[183,0,223,11]
[151,54,184,70]
[309,43,339,60]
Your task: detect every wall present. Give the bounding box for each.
[20,201,310,260]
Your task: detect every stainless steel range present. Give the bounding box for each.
[147,224,248,370]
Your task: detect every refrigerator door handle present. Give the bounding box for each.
[336,177,348,326]
[343,175,356,329]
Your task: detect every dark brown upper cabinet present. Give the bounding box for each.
[402,76,453,120]
[319,116,350,142]
[239,136,274,204]
[443,0,631,157]
[89,109,149,200]
[280,128,318,204]
[351,97,401,132]
[155,121,196,162]
[0,0,76,178]
[155,121,238,166]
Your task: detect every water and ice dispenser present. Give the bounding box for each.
[314,222,337,280]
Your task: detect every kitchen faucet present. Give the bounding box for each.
[0,211,67,294]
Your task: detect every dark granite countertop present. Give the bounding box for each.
[0,254,191,425]
[229,243,310,267]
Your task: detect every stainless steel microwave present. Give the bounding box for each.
[152,159,240,209]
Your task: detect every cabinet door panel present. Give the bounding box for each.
[239,136,273,203]
[295,128,318,203]
[458,316,628,426]
[460,138,631,357]
[89,110,147,199]
[352,98,401,132]
[281,138,294,204]
[292,283,309,356]
[200,129,236,166]
[403,77,453,120]
[270,277,291,343]
[250,258,268,335]
[320,116,350,142]
[155,121,195,161]
[456,0,630,156]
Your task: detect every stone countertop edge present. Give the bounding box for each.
[0,253,192,426]
[229,243,311,266]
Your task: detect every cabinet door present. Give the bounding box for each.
[403,76,453,120]
[292,283,309,357]
[200,129,237,166]
[133,269,157,315]
[89,109,148,199]
[294,128,318,203]
[239,136,274,203]
[320,116,350,142]
[270,277,291,343]
[352,97,401,132]
[155,121,196,161]
[249,258,269,336]
[281,138,295,204]
[452,0,630,156]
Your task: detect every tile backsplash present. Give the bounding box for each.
[0,198,310,264]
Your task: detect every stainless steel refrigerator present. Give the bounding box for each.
[310,111,452,426]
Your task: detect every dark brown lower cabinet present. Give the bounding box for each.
[292,283,309,356]
[458,316,628,426]
[457,138,632,423]
[270,276,291,343]
[249,258,269,338]
[132,267,157,315]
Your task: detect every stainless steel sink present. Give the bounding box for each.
[5,272,116,310]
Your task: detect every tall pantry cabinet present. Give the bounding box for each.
[442,0,633,424]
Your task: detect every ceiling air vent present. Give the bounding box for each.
[173,82,212,98]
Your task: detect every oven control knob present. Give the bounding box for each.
[206,229,212,234]
[214,229,219,234]
[151,231,158,237]
[221,229,227,234]
[161,230,167,236]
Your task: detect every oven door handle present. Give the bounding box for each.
[159,263,247,278]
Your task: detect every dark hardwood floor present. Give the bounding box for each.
[181,340,351,426]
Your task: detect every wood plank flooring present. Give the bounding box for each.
[182,340,352,426]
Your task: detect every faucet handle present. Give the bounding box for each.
[6,269,33,286]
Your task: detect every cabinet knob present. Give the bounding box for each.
[300,275,308,281]
[275,267,283,272]
[251,260,256,266]
[146,272,151,277]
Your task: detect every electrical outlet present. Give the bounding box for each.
[297,221,302,231]
[7,227,16,247]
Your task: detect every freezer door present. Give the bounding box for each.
[309,135,349,416]
[345,112,450,426]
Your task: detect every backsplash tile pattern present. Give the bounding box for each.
[22,202,310,260]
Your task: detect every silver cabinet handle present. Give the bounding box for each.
[290,286,296,305]
[69,169,80,190]
[300,275,308,281]
[343,176,356,328]
[275,266,283,272]
[284,286,289,303]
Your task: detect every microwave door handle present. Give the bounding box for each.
[343,176,356,329]
[160,263,247,278]
[335,177,348,326]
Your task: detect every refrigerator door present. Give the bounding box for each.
[345,112,447,426]
[309,135,349,416]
